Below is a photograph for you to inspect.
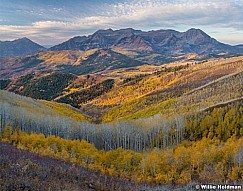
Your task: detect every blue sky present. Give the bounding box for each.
[0,0,243,46]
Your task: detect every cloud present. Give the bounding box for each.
[0,0,243,45]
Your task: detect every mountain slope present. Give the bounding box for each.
[0,90,87,122]
[2,28,242,80]
[56,48,143,75]
[3,56,242,123]
[50,28,142,51]
[50,28,243,56]
[83,56,243,121]
[0,37,46,57]
[0,49,143,79]
[0,142,138,191]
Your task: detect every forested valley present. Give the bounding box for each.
[1,56,243,190]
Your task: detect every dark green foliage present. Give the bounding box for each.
[8,72,75,100]
[23,73,75,100]
[0,79,11,89]
[17,73,35,84]
[7,73,35,92]
[123,74,148,86]
[57,79,114,108]
[185,100,243,141]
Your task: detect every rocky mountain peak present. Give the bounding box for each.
[48,28,243,55]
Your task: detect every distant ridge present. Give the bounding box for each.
[1,28,243,79]
[0,37,46,57]
[50,28,243,55]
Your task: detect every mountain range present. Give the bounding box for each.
[1,26,243,189]
[50,28,243,55]
[1,28,243,80]
[1,28,243,58]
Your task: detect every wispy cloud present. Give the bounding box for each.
[0,0,243,45]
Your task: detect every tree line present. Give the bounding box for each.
[1,91,242,152]
[2,128,242,184]
[0,99,185,152]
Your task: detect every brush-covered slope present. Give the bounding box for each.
[2,56,243,123]
[1,71,116,112]
[0,37,46,57]
[0,142,138,191]
[80,56,243,121]
[0,49,143,79]
[0,90,87,122]
[102,57,243,121]
[1,100,243,185]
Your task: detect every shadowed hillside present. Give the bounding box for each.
[0,38,45,57]
[0,142,140,191]
[2,56,243,122]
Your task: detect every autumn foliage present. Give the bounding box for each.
[2,126,242,185]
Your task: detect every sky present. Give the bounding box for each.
[0,0,243,46]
